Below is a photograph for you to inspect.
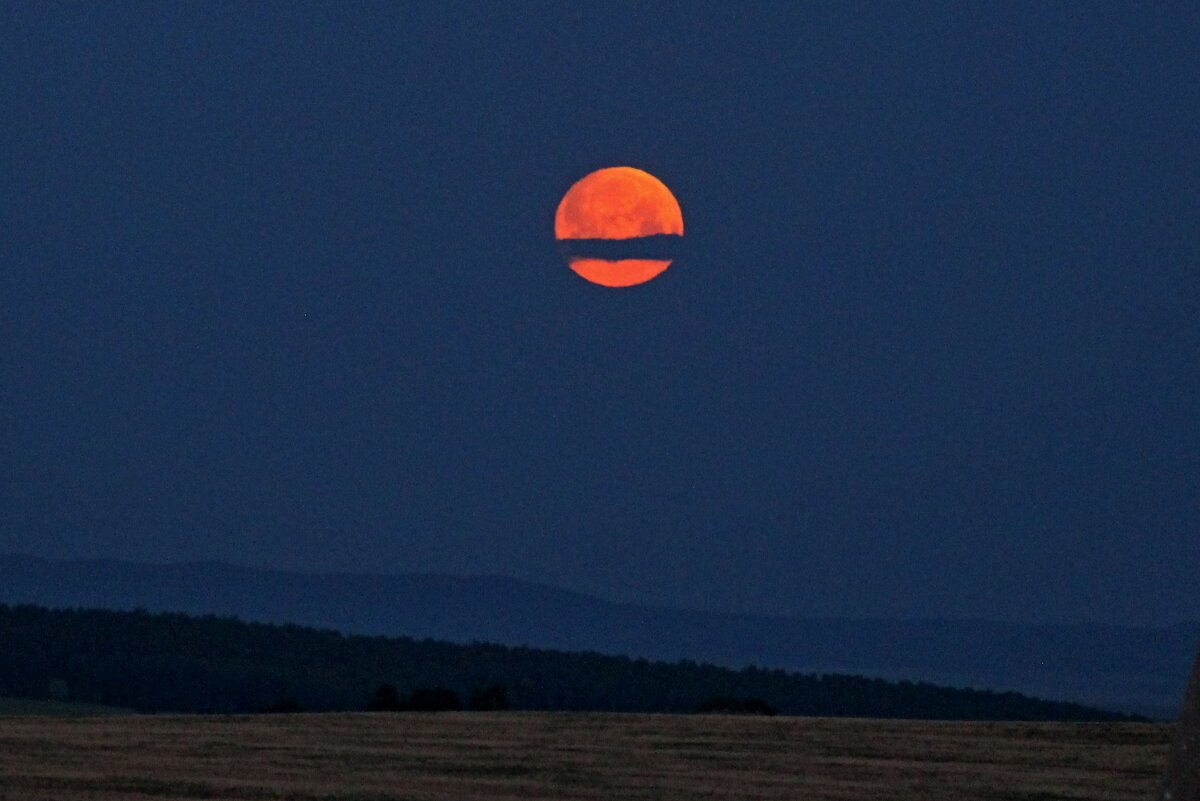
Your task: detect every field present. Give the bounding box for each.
[0,712,1172,801]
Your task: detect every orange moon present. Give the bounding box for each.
[554,167,683,287]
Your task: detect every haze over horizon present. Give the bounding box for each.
[4,552,1198,630]
[3,4,1197,629]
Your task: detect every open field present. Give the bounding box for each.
[0,712,1172,801]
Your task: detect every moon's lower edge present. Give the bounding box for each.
[568,258,671,288]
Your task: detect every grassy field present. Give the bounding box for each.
[0,712,1172,801]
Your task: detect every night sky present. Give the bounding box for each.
[2,3,1196,626]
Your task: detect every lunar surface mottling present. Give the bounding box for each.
[555,167,683,241]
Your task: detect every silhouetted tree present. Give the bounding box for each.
[0,604,1145,721]
[407,687,460,711]
[367,683,404,711]
[694,696,777,716]
[469,683,509,711]
[259,697,303,714]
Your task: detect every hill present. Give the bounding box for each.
[1,555,1194,717]
[0,603,1141,720]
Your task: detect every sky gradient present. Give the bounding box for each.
[2,2,1197,625]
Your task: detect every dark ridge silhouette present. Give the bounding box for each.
[0,603,1143,721]
[406,687,461,712]
[1160,644,1200,800]
[469,683,510,711]
[0,554,1194,718]
[558,232,683,260]
[366,683,404,712]
[258,697,304,714]
[694,696,778,716]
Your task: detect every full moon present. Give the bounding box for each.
[554,167,683,287]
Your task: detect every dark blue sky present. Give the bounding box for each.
[2,2,1196,625]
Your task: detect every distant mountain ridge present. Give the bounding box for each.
[1,554,1194,718]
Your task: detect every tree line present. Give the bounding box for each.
[0,604,1143,721]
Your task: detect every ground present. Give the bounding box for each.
[0,712,1172,801]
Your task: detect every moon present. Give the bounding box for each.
[555,167,683,287]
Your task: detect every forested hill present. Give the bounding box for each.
[1,555,1192,719]
[0,604,1141,721]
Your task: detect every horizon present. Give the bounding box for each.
[3,552,1197,631]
